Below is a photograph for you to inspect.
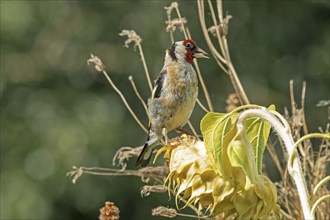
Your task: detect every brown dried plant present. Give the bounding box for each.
[99,201,120,220]
[279,81,330,219]
[67,1,329,219]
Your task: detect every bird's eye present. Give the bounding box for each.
[186,43,192,48]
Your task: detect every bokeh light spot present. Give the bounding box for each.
[24,148,56,180]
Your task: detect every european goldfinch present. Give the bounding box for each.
[136,39,208,167]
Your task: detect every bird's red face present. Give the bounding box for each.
[167,39,209,64]
[182,39,209,64]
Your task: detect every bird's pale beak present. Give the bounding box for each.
[193,47,209,59]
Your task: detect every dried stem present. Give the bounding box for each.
[187,121,199,138]
[192,57,214,112]
[301,82,311,149]
[198,0,250,105]
[207,0,227,63]
[128,75,148,114]
[198,0,229,75]
[87,54,147,133]
[290,80,296,118]
[101,68,147,132]
[67,166,168,184]
[266,140,284,178]
[137,44,153,92]
[119,30,153,93]
[197,98,210,113]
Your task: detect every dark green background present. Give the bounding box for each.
[1,1,329,219]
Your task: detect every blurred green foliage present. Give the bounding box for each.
[1,1,329,219]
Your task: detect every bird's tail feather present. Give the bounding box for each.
[135,142,154,167]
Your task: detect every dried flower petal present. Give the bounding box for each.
[157,124,280,218]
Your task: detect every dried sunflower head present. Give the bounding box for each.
[156,107,280,219]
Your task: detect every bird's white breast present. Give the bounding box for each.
[164,64,198,131]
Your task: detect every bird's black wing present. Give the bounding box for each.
[152,69,167,99]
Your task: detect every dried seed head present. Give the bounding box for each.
[99,201,120,220]
[165,17,188,33]
[119,30,142,49]
[164,2,179,16]
[156,134,280,219]
[112,146,142,170]
[87,54,105,72]
[208,14,233,37]
[66,166,84,184]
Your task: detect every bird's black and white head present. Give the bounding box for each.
[166,39,209,64]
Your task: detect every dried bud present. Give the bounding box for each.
[112,146,143,170]
[119,30,142,49]
[208,14,233,37]
[165,18,188,33]
[164,2,179,16]
[99,201,120,220]
[87,54,105,72]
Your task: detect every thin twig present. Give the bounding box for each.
[67,166,168,184]
[119,30,153,93]
[198,0,229,75]
[266,140,284,178]
[193,58,214,112]
[290,80,296,116]
[101,70,147,133]
[301,81,310,137]
[197,98,210,113]
[128,75,148,114]
[174,6,189,39]
[87,54,147,133]
[137,44,153,93]
[187,121,199,138]
[198,0,250,105]
[207,0,227,63]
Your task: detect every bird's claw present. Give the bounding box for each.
[176,127,193,136]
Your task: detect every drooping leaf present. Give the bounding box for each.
[200,112,237,173]
[228,139,254,183]
[244,105,275,173]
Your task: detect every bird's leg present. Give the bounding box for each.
[176,127,193,136]
[162,128,169,145]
